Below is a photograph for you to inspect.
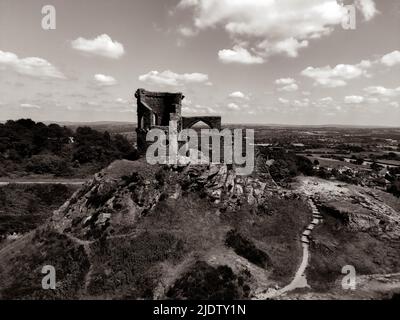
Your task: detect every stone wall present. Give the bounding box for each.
[135,89,184,127]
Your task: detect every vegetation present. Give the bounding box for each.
[221,196,310,282]
[308,209,400,292]
[257,148,314,182]
[87,232,186,299]
[0,119,138,177]
[0,184,78,240]
[166,261,250,300]
[0,227,90,300]
[225,229,270,268]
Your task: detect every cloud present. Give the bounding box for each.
[218,45,264,65]
[183,104,217,114]
[0,50,65,79]
[389,101,399,108]
[182,98,192,107]
[177,0,377,61]
[139,70,209,86]
[292,99,310,108]
[94,74,117,86]
[364,86,400,97]
[258,38,309,58]
[227,103,240,111]
[278,98,290,104]
[275,78,295,85]
[178,26,198,37]
[116,98,129,104]
[20,103,42,109]
[275,77,298,92]
[71,34,125,59]
[278,83,299,92]
[278,97,309,108]
[381,50,400,67]
[229,91,250,100]
[177,0,199,9]
[355,0,378,21]
[301,60,371,87]
[365,97,379,104]
[344,95,364,104]
[320,97,333,103]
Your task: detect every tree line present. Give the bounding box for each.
[0,119,138,177]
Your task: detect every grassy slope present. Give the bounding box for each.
[0,184,79,241]
[0,160,312,299]
[306,191,400,293]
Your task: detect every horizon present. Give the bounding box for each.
[1,118,400,129]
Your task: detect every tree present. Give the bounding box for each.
[26,154,73,176]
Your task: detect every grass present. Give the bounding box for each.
[0,184,79,240]
[0,226,90,299]
[0,159,314,299]
[307,207,400,292]
[87,231,186,299]
[225,229,270,268]
[221,196,310,283]
[166,261,251,300]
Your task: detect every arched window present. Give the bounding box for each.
[189,120,212,130]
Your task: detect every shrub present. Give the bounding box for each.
[166,261,244,300]
[225,229,270,268]
[26,154,73,176]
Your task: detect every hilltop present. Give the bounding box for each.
[0,157,399,300]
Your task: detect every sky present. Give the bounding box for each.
[0,0,399,125]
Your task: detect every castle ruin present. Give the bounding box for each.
[135,88,221,153]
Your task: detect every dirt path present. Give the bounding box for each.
[256,198,323,299]
[0,180,86,186]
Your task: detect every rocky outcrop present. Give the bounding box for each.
[52,160,278,241]
[297,176,400,241]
